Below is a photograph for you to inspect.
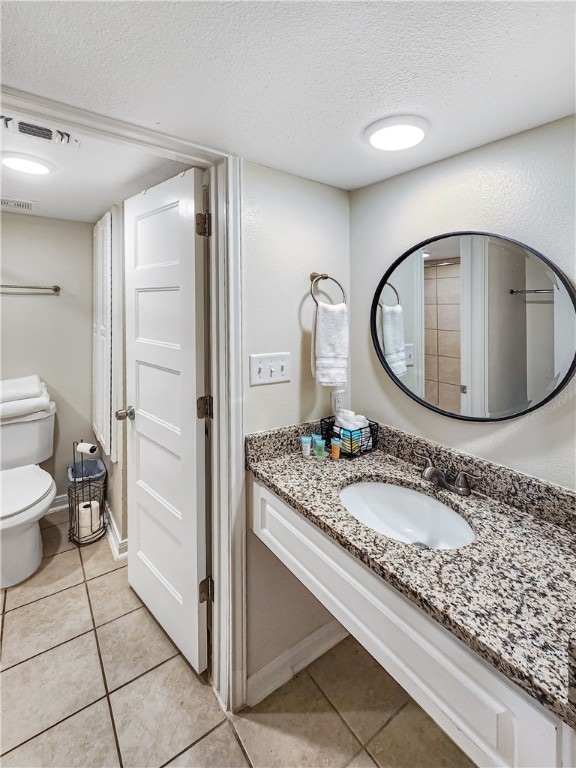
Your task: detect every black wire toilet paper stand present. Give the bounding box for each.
[67,440,107,545]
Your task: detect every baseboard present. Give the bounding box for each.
[246,620,348,707]
[105,501,128,560]
[49,493,68,512]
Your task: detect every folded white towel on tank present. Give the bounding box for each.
[0,401,56,424]
[0,384,50,419]
[0,375,42,403]
[312,301,349,387]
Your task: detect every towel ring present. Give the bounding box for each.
[384,282,401,306]
[309,272,347,306]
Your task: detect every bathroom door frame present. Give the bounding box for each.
[1,87,247,712]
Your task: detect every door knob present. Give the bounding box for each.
[115,406,135,421]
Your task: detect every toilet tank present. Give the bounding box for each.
[0,403,56,470]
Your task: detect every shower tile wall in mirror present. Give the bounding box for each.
[370,232,576,421]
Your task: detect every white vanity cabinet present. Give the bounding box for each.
[250,477,576,768]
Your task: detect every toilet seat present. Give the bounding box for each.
[0,465,56,522]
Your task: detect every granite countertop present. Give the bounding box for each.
[246,427,576,731]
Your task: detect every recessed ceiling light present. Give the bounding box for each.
[1,153,53,175]
[422,251,431,259]
[364,115,430,151]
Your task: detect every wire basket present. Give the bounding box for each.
[321,416,379,458]
[67,444,107,545]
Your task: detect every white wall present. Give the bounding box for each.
[350,117,575,489]
[242,161,349,675]
[242,162,350,431]
[1,213,93,494]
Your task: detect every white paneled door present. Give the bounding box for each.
[123,168,208,673]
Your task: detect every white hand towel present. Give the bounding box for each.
[0,383,50,420]
[381,304,407,377]
[312,301,348,387]
[0,375,42,404]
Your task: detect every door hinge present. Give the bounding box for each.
[196,394,213,419]
[195,211,211,237]
[199,576,214,603]
[460,385,468,394]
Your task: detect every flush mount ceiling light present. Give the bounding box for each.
[364,115,430,151]
[1,153,53,175]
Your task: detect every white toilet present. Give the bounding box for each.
[0,401,57,588]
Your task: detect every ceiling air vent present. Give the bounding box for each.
[18,121,53,141]
[1,197,39,214]
[0,115,80,147]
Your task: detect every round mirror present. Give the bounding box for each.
[370,232,576,421]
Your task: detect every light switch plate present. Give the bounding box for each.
[249,352,291,386]
[405,343,414,366]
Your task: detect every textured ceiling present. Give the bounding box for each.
[1,1,574,190]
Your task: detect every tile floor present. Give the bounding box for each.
[1,511,475,767]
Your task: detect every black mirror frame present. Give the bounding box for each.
[370,231,576,422]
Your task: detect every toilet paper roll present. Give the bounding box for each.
[77,442,98,455]
[78,500,100,534]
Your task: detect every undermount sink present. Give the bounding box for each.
[339,482,476,550]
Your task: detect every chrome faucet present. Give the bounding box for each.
[415,452,481,496]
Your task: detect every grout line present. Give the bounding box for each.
[78,533,127,582]
[84,562,127,582]
[364,699,410,760]
[157,719,228,768]
[0,695,109,758]
[106,652,181,695]
[3,582,85,614]
[42,542,79,561]
[40,510,69,527]
[0,589,6,659]
[3,576,86,614]
[93,603,143,630]
[134,600,181,652]
[3,546,87,614]
[342,747,369,768]
[227,716,256,768]
[40,516,70,529]
[0,626,95,672]
[304,669,364,750]
[378,698,410,733]
[87,563,130,584]
[79,547,125,768]
[40,521,79,560]
[42,546,78,561]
